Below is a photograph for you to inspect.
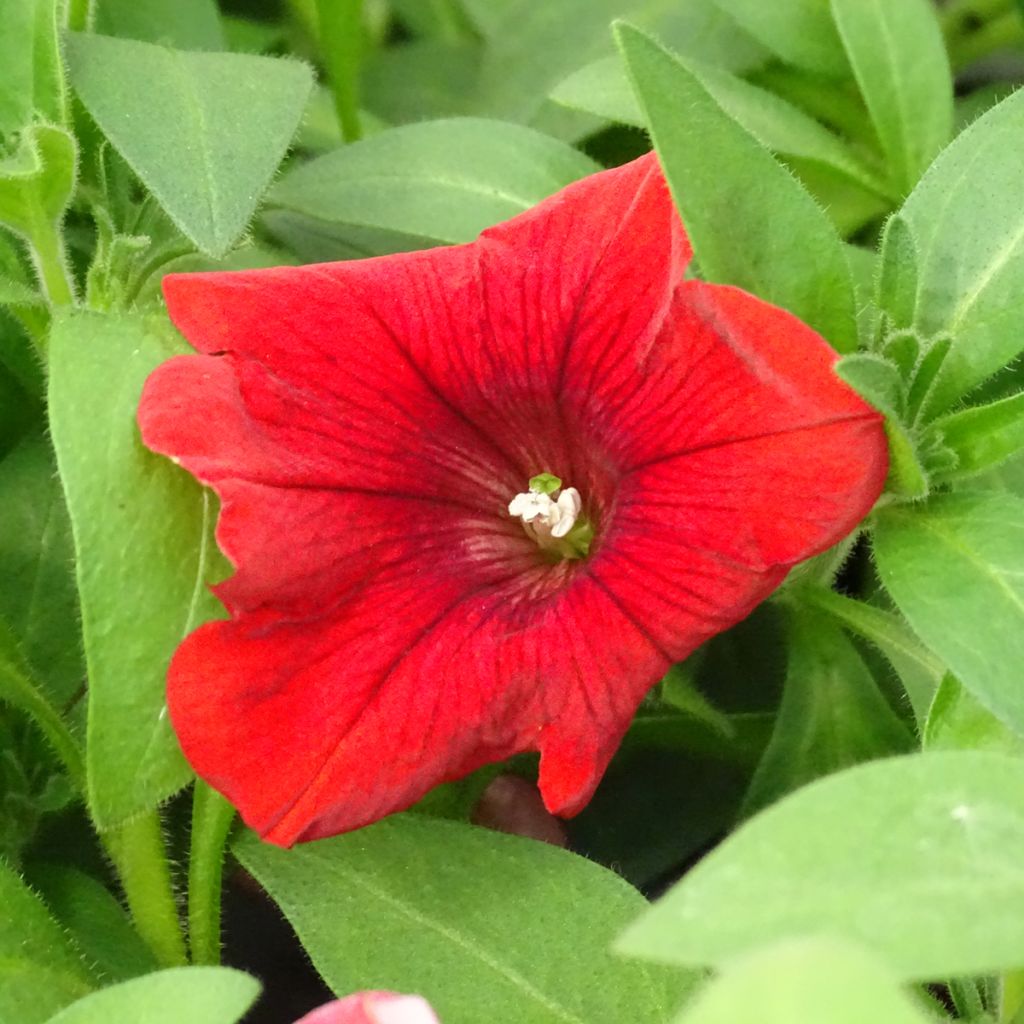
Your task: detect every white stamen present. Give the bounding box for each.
[508,484,582,546]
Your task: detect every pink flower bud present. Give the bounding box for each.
[295,991,441,1024]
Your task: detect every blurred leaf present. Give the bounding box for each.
[0,0,65,139]
[933,392,1024,479]
[925,675,1024,756]
[891,89,1024,416]
[48,312,228,828]
[266,117,599,258]
[670,937,934,1024]
[466,0,765,123]
[618,751,1024,979]
[742,609,913,816]
[65,33,312,257]
[237,816,696,1024]
[95,0,225,50]
[875,492,1024,741]
[830,0,952,197]
[27,864,158,983]
[0,860,94,1024]
[42,967,259,1024]
[552,56,889,199]
[708,0,845,75]
[617,24,857,352]
[0,433,83,705]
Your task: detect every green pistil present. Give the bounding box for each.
[529,472,562,494]
[558,518,594,560]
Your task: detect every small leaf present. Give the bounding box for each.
[895,89,1024,414]
[616,24,858,352]
[266,118,599,258]
[925,675,1024,757]
[65,33,312,257]
[0,0,65,138]
[0,860,95,1024]
[671,937,934,1024]
[27,864,158,983]
[708,0,846,75]
[933,391,1024,479]
[830,0,952,196]
[874,492,1024,740]
[835,354,904,417]
[48,312,228,828]
[874,215,919,345]
[236,816,695,1024]
[742,608,913,816]
[617,751,1024,979]
[42,967,259,1024]
[95,0,225,50]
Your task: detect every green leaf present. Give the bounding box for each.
[468,0,765,124]
[874,216,919,345]
[874,492,1024,741]
[48,311,228,828]
[552,56,889,199]
[0,433,84,705]
[42,967,259,1024]
[0,0,65,139]
[933,392,1024,480]
[64,33,312,257]
[835,354,904,417]
[830,0,952,196]
[616,24,858,353]
[27,865,159,983]
[265,117,600,258]
[671,937,934,1024]
[893,89,1024,415]
[618,751,1024,979]
[0,860,94,1024]
[236,816,695,1024]
[95,0,226,50]
[741,609,913,816]
[708,0,845,75]
[925,674,1024,757]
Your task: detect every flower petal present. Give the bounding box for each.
[295,992,440,1024]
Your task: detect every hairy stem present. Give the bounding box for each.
[187,783,236,965]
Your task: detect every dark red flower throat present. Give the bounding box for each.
[139,153,887,845]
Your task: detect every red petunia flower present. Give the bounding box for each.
[139,152,887,846]
[295,992,441,1024]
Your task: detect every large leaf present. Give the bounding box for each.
[618,751,1024,979]
[874,492,1024,739]
[43,967,259,1024]
[0,433,83,705]
[0,0,65,139]
[0,861,94,1024]
[741,609,913,816]
[617,25,857,352]
[48,312,227,827]
[266,118,599,259]
[552,56,888,199]
[890,89,1024,414]
[709,0,845,75]
[64,33,312,257]
[924,674,1024,757]
[236,816,695,1024]
[670,937,933,1024]
[830,0,952,197]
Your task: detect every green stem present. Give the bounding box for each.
[187,783,236,965]
[65,0,94,32]
[947,11,1024,71]
[1001,970,1024,1023]
[104,813,187,968]
[0,650,85,792]
[27,212,76,308]
[316,0,364,142]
